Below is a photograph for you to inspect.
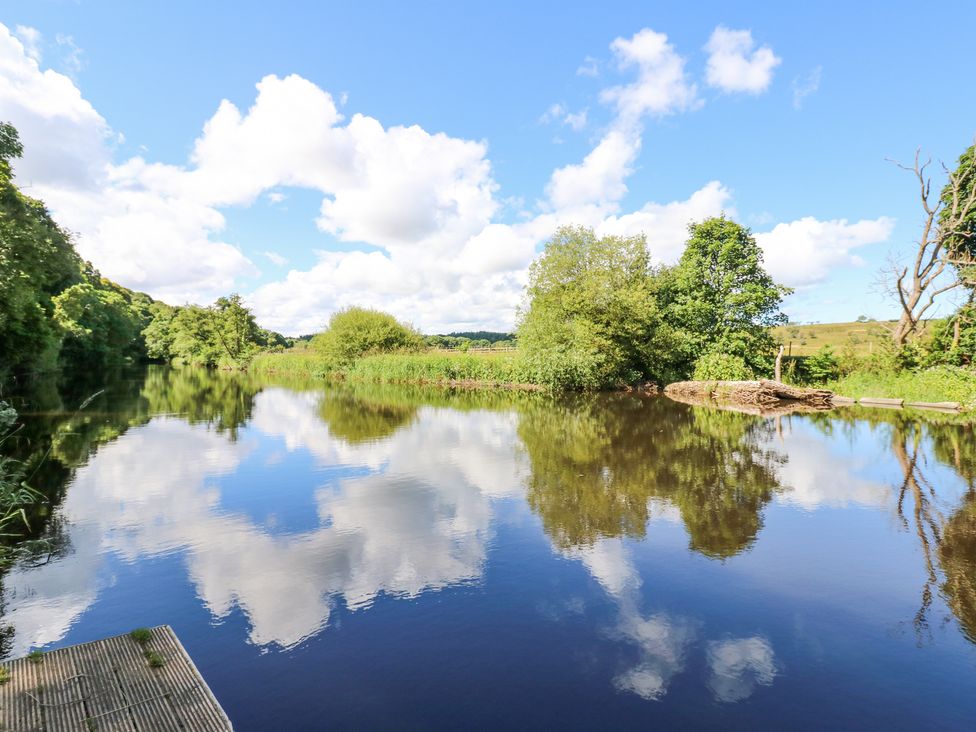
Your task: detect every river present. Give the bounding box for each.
[2,366,975,729]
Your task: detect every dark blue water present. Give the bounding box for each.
[3,368,976,729]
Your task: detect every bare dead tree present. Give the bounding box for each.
[887,145,976,345]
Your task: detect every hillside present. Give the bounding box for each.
[772,320,909,357]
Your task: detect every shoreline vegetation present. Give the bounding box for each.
[2,118,975,414]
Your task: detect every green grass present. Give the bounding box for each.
[826,365,976,409]
[144,650,166,668]
[129,628,152,646]
[343,352,529,386]
[27,649,44,664]
[0,667,9,685]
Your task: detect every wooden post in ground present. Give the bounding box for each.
[774,345,785,382]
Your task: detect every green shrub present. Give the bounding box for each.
[692,352,754,381]
[313,307,423,363]
[803,346,840,383]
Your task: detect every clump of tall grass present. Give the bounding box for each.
[342,352,526,386]
[250,351,337,378]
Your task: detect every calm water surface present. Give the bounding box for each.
[3,366,976,729]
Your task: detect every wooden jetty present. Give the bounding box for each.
[0,625,232,731]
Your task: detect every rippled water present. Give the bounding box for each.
[3,366,976,729]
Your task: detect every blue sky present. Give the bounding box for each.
[2,0,974,334]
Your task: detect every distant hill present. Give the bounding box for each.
[772,320,935,356]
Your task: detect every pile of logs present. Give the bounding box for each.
[664,379,835,409]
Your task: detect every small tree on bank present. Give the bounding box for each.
[660,217,791,378]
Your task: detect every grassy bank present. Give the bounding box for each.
[250,349,541,389]
[826,366,976,409]
[251,345,976,412]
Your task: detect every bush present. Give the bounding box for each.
[692,352,754,381]
[313,307,423,364]
[803,346,840,383]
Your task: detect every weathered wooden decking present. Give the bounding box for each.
[0,626,232,731]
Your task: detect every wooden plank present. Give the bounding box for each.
[906,400,963,411]
[35,647,88,732]
[103,634,182,732]
[858,397,904,407]
[0,626,232,731]
[0,655,43,732]
[71,640,136,732]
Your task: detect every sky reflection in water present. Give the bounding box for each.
[2,368,976,729]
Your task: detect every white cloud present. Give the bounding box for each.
[14,25,41,62]
[563,109,588,131]
[756,216,895,288]
[597,180,733,262]
[540,103,588,132]
[792,66,822,109]
[263,251,287,266]
[601,28,700,126]
[546,128,640,210]
[577,55,600,77]
[55,33,83,77]
[705,27,781,95]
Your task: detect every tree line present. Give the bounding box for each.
[0,122,284,378]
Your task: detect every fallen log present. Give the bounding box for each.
[665,391,833,416]
[664,379,835,409]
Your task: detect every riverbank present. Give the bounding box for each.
[825,366,976,411]
[249,350,976,410]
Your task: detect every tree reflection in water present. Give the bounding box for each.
[808,408,976,643]
[519,393,785,559]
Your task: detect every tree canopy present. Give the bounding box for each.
[0,122,85,373]
[660,217,791,377]
[517,226,664,389]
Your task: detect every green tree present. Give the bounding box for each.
[313,307,423,364]
[0,122,84,374]
[517,226,664,389]
[52,283,145,367]
[661,216,791,377]
[208,294,263,366]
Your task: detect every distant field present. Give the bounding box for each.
[772,320,906,357]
